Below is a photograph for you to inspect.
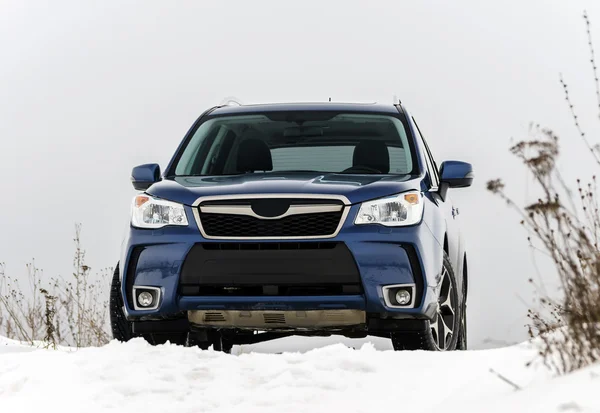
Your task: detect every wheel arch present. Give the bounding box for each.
[443,233,449,255]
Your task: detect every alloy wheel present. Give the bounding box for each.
[430,267,457,350]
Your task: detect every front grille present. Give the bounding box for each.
[180,284,363,296]
[179,242,362,296]
[199,211,343,238]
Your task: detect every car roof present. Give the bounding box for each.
[209,102,402,116]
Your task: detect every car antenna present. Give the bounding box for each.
[328,97,332,102]
[393,94,401,105]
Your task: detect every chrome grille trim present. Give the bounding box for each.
[191,193,351,240]
[199,203,343,220]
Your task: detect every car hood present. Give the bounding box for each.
[147,173,423,206]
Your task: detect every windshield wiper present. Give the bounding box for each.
[175,171,332,177]
[175,173,248,177]
[271,170,329,174]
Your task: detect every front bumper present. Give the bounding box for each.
[120,204,443,327]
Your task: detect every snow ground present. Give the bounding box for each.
[1,335,598,413]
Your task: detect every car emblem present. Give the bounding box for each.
[452,207,459,218]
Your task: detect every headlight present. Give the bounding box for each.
[131,195,188,229]
[354,191,423,227]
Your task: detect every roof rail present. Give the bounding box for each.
[219,96,244,106]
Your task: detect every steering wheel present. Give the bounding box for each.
[340,165,383,174]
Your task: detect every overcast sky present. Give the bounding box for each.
[2,0,600,348]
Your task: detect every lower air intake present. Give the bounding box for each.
[203,312,226,322]
[263,313,286,324]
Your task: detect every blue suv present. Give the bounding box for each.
[110,102,473,352]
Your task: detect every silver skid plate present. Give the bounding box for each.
[188,309,366,329]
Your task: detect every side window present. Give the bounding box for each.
[412,117,440,189]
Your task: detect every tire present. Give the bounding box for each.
[109,264,136,342]
[209,330,233,353]
[391,252,463,351]
[457,271,468,350]
[456,306,468,350]
[110,262,188,346]
[188,330,211,350]
[143,333,188,346]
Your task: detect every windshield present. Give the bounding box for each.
[172,112,416,176]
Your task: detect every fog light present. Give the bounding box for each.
[138,291,154,307]
[395,289,411,305]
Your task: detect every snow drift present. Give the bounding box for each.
[0,335,598,413]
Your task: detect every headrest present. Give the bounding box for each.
[237,139,273,173]
[353,141,390,173]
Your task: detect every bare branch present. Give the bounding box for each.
[584,11,600,117]
[560,75,600,166]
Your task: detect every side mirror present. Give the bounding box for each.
[131,163,161,191]
[438,161,473,200]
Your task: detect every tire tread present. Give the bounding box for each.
[109,264,136,342]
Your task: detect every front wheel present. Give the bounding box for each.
[391,253,463,351]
